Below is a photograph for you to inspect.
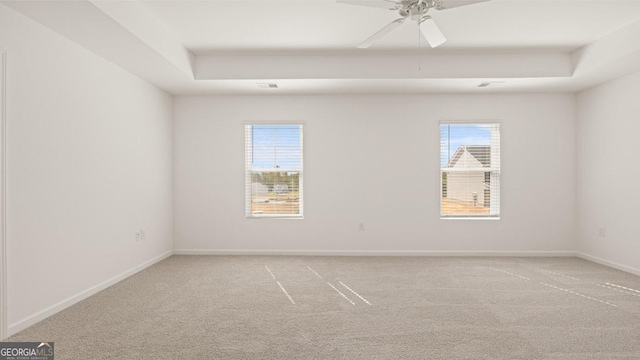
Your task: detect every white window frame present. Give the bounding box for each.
[245,124,304,219]
[440,121,500,219]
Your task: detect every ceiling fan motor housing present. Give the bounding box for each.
[401,0,436,21]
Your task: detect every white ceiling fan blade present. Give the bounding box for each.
[337,0,399,10]
[436,0,490,10]
[357,18,406,48]
[420,17,447,48]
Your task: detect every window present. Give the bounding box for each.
[440,123,500,218]
[245,125,303,218]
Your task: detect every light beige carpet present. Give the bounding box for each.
[6,256,640,359]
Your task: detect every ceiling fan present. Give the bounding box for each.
[338,0,490,49]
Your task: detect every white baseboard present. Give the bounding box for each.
[173,249,576,257]
[576,252,640,277]
[8,250,173,337]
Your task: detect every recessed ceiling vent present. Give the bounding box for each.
[257,83,278,89]
[477,81,505,88]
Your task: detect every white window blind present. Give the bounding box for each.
[245,125,303,218]
[440,123,500,218]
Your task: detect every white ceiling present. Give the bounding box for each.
[138,0,640,52]
[4,0,640,95]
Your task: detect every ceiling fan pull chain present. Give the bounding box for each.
[418,23,422,71]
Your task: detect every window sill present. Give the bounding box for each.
[248,215,304,220]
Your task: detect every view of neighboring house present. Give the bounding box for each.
[444,145,491,208]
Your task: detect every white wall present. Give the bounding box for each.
[1,48,7,341]
[0,5,173,333]
[577,71,640,274]
[174,94,576,254]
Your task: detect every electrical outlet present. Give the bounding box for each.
[598,227,606,237]
[135,231,142,241]
[141,229,146,240]
[358,223,365,231]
